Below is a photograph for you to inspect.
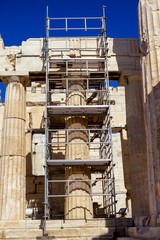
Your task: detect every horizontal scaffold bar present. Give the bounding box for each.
[47,105,108,115]
[48,58,106,62]
[47,159,111,166]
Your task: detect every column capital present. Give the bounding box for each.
[119,70,142,86]
[1,75,30,86]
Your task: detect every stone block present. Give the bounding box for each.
[127,226,160,239]
[117,238,138,240]
[21,38,43,55]
[47,227,112,238]
[0,220,25,229]
[5,229,42,238]
[16,56,42,71]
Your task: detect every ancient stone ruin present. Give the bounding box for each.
[0,0,159,239]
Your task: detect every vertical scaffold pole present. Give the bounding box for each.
[44,5,50,235]
[102,4,117,220]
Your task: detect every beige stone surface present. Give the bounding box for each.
[4,229,42,238]
[0,105,4,156]
[0,37,140,76]
[139,0,160,223]
[0,78,26,220]
[122,74,149,218]
[127,226,160,239]
[120,129,132,217]
[0,227,112,240]
[26,106,44,130]
[25,166,44,220]
[32,133,45,176]
[0,218,132,239]
[47,227,112,237]
[65,78,93,219]
[0,221,25,229]
[45,218,132,228]
[26,86,45,103]
[0,45,20,71]
[110,87,126,129]
[117,238,138,240]
[112,133,127,214]
[0,38,4,50]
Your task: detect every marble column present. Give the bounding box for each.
[0,76,26,220]
[64,77,93,219]
[122,73,149,218]
[138,0,160,224]
[120,129,132,217]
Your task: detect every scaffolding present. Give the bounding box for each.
[44,6,116,231]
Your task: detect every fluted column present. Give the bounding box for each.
[0,76,26,220]
[139,0,160,224]
[121,73,149,218]
[64,77,93,219]
[120,129,132,217]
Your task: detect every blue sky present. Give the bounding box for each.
[0,0,139,102]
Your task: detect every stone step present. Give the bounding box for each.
[27,218,133,229]
[39,235,113,240]
[47,227,114,237]
[5,238,113,240]
[127,226,160,239]
[117,238,141,240]
[51,238,113,240]
[0,219,130,239]
[0,228,115,239]
[0,229,42,239]
[0,218,133,230]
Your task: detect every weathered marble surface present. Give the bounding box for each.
[139,0,160,225]
[0,76,26,220]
